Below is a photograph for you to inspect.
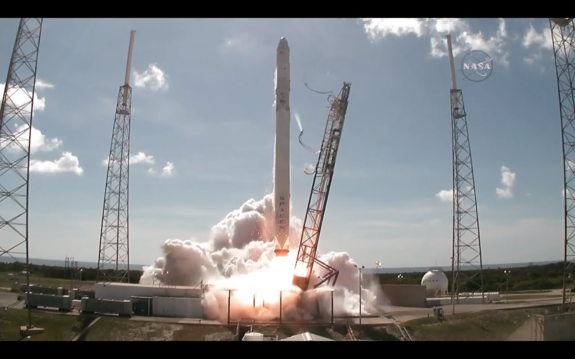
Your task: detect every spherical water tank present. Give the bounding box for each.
[421,270,448,295]
[242,332,264,341]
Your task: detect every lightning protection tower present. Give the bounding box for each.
[97,30,136,283]
[0,18,44,336]
[550,18,575,312]
[446,35,484,308]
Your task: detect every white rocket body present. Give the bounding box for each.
[274,37,290,257]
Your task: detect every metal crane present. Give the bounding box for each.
[292,82,352,292]
[549,17,575,312]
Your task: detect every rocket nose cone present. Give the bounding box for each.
[278,37,289,50]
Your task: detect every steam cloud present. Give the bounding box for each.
[140,194,384,322]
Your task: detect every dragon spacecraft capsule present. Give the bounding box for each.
[274,37,290,257]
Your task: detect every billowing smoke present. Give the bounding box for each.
[140,194,385,322]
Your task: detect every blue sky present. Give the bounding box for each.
[0,18,563,268]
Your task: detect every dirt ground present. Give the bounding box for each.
[4,306,566,341]
[404,306,562,341]
[81,320,401,341]
[80,318,236,341]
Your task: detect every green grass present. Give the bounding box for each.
[82,318,235,341]
[404,306,563,341]
[0,309,85,341]
[405,311,526,341]
[84,320,398,341]
[0,273,95,290]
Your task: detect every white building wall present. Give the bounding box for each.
[94,283,202,300]
[152,297,203,318]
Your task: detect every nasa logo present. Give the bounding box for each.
[460,50,494,82]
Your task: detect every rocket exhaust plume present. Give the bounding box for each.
[274,37,290,257]
[138,194,386,322]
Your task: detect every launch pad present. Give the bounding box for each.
[223,287,336,325]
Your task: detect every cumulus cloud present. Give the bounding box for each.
[436,185,474,203]
[522,24,553,50]
[0,80,51,114]
[359,18,510,66]
[4,124,62,154]
[131,152,155,164]
[147,161,175,177]
[35,80,55,89]
[496,166,516,199]
[29,152,83,175]
[161,162,174,177]
[133,64,168,90]
[102,151,155,166]
[0,80,83,176]
[522,23,553,66]
[436,189,454,203]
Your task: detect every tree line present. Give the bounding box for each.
[1,261,572,292]
[373,262,571,292]
[2,262,143,284]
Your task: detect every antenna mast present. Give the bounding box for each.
[446,35,485,311]
[97,30,136,283]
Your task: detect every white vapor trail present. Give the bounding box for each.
[294,111,303,132]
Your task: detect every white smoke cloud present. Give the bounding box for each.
[140,194,384,322]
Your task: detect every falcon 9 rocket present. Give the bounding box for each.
[274,37,290,257]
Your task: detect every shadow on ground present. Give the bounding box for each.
[74,315,98,341]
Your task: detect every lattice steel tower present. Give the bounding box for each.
[292,83,351,291]
[97,30,136,283]
[446,35,484,305]
[550,18,575,311]
[0,18,44,335]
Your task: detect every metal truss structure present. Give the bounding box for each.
[292,83,351,292]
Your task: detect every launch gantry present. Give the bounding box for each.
[549,17,575,311]
[292,82,352,292]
